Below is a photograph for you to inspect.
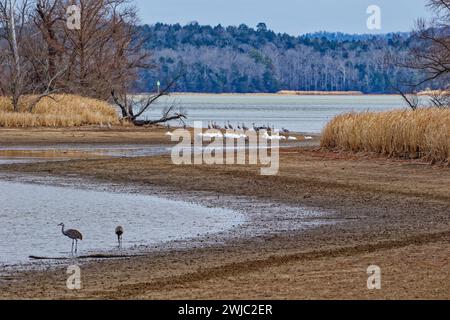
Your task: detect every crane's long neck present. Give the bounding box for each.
[61,225,66,236]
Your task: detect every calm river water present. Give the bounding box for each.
[143,94,407,133]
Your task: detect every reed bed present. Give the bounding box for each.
[0,94,119,127]
[321,108,450,163]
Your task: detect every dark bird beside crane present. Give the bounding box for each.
[115,226,124,248]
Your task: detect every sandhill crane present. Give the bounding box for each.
[237,123,241,130]
[115,226,124,248]
[58,223,83,254]
[224,123,229,130]
[208,122,212,130]
[242,123,249,131]
[228,121,234,130]
[282,127,290,133]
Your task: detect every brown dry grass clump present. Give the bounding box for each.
[0,94,119,127]
[321,108,450,163]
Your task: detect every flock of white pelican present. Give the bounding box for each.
[165,122,312,141]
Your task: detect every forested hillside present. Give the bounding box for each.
[135,23,438,93]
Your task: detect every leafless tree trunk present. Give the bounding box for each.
[34,0,64,81]
[0,0,64,112]
[0,0,26,111]
[111,76,187,125]
[388,0,449,109]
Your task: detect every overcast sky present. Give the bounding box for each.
[134,0,431,35]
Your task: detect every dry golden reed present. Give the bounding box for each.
[0,94,119,127]
[321,109,450,163]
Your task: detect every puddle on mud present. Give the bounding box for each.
[0,145,171,164]
[0,181,245,266]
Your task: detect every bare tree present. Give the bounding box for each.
[0,0,64,112]
[111,76,187,125]
[387,0,449,109]
[0,0,29,111]
[34,0,65,81]
[428,88,450,107]
[102,0,186,125]
[394,88,420,110]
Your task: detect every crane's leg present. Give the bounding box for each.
[75,240,78,253]
[71,240,74,255]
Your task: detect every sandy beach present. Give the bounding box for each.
[0,128,449,300]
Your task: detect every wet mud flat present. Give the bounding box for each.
[0,136,449,299]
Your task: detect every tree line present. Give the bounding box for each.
[138,18,448,95]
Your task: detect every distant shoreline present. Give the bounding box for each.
[169,91,402,96]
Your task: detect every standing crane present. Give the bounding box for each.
[58,223,83,254]
[115,226,124,248]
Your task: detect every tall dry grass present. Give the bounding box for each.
[321,109,450,163]
[0,94,119,127]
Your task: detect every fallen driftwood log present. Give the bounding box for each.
[29,254,144,260]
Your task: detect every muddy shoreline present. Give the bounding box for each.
[0,129,449,299]
[0,172,326,270]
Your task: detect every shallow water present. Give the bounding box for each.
[0,144,171,165]
[144,94,407,133]
[0,181,245,266]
